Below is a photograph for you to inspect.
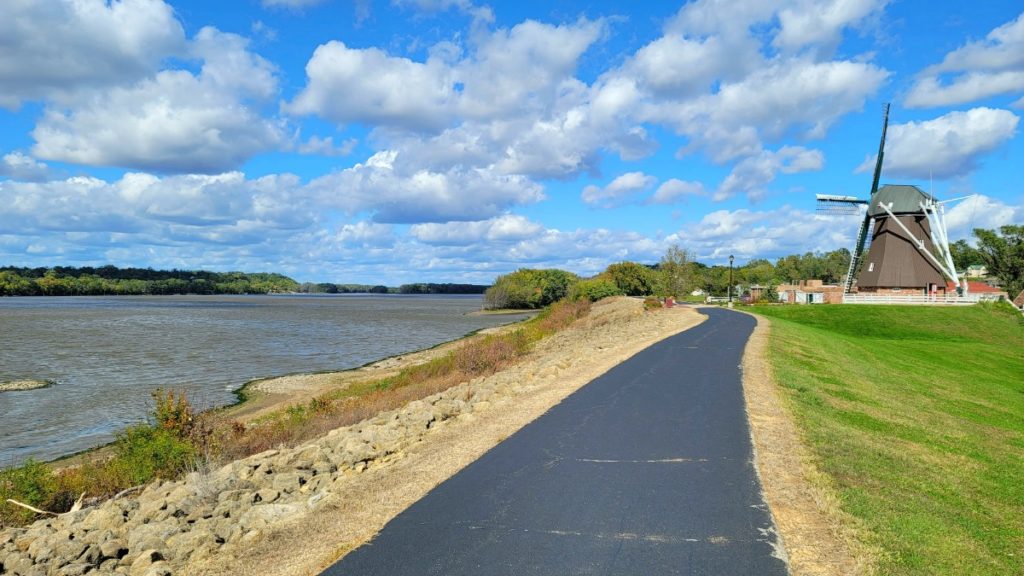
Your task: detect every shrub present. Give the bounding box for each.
[152,389,195,440]
[484,269,579,309]
[0,459,57,525]
[643,297,663,310]
[108,425,196,486]
[604,262,658,296]
[569,278,623,302]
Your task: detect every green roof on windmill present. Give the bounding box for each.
[867,184,937,217]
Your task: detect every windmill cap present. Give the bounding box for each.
[869,184,937,217]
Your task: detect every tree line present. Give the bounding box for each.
[482,226,1022,308]
[4,226,1017,301]
[0,266,299,297]
[296,282,489,295]
[0,266,495,297]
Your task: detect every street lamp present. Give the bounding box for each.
[728,255,734,307]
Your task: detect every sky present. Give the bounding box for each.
[0,0,1021,284]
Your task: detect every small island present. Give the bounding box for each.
[0,379,53,392]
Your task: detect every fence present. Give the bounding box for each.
[842,293,990,305]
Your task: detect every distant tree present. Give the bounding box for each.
[973,225,1024,297]
[484,269,579,309]
[701,266,731,296]
[821,249,851,285]
[950,239,985,272]
[658,245,696,297]
[741,259,776,287]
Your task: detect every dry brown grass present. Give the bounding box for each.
[740,313,875,576]
[211,299,591,461]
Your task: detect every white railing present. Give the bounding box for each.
[842,293,991,305]
[705,296,730,304]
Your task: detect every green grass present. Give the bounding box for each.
[752,303,1024,575]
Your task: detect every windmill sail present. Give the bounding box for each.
[843,103,890,294]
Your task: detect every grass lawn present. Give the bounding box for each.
[750,303,1024,576]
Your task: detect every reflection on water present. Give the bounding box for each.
[0,294,524,464]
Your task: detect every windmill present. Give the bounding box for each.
[816,104,962,296]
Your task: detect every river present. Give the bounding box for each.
[0,294,527,465]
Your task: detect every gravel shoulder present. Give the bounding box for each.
[741,313,868,576]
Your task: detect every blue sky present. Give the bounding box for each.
[0,0,1021,284]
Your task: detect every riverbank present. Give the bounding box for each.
[44,314,532,472]
[2,293,522,464]
[1,298,707,574]
[218,318,532,425]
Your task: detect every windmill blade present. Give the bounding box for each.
[869,103,890,197]
[816,194,868,214]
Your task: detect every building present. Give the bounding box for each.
[856,185,950,296]
[776,280,844,304]
[949,281,1009,301]
[1014,290,1024,311]
[965,264,988,278]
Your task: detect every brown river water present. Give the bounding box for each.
[0,294,527,465]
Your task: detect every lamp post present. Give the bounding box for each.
[728,254,734,308]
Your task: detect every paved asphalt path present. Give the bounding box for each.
[321,307,788,576]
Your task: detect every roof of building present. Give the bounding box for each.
[868,184,937,217]
[967,264,987,270]
[946,281,1005,293]
[1014,290,1024,308]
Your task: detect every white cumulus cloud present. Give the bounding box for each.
[858,108,1020,179]
[30,28,283,174]
[943,194,1024,240]
[650,179,706,204]
[581,172,657,207]
[0,0,185,110]
[298,136,358,157]
[669,205,860,261]
[906,12,1024,107]
[0,152,52,182]
[715,146,824,201]
[285,41,456,132]
[410,215,544,245]
[308,150,545,223]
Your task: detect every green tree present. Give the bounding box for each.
[821,249,851,285]
[568,278,623,302]
[604,262,658,296]
[658,245,696,297]
[973,225,1024,297]
[741,259,776,286]
[950,239,984,272]
[484,269,579,309]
